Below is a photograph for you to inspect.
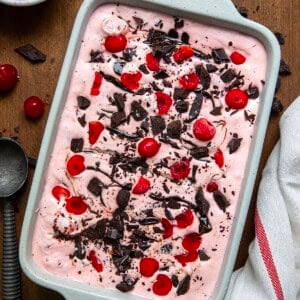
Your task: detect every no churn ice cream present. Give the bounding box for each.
[32,3,267,299]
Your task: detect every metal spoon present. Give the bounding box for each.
[0,137,28,300]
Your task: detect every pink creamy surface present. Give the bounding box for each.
[32,3,267,299]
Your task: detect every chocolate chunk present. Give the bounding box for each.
[210,106,222,116]
[174,17,184,29]
[246,85,259,99]
[139,240,150,250]
[69,238,86,260]
[220,69,236,83]
[227,137,242,154]
[116,276,137,293]
[212,48,230,64]
[83,218,108,241]
[138,217,159,225]
[153,70,169,80]
[77,96,91,110]
[165,207,174,220]
[153,226,164,233]
[244,110,256,124]
[172,275,179,287]
[167,198,181,209]
[176,275,191,296]
[161,243,172,254]
[107,127,141,140]
[87,177,104,196]
[139,64,149,74]
[151,81,163,92]
[122,48,136,62]
[159,134,180,149]
[146,29,166,44]
[116,189,130,210]
[190,147,208,159]
[175,100,189,113]
[131,101,148,121]
[89,50,104,63]
[213,190,230,212]
[279,59,291,75]
[133,16,143,27]
[193,49,212,60]
[70,138,84,153]
[113,254,131,273]
[130,250,143,258]
[141,119,150,133]
[15,44,46,63]
[114,93,126,111]
[100,72,133,93]
[274,32,285,45]
[181,32,190,44]
[271,97,283,113]
[195,65,211,90]
[111,111,126,128]
[195,187,210,216]
[188,92,203,122]
[113,61,125,76]
[152,44,176,59]
[173,88,190,100]
[105,228,122,240]
[136,87,152,95]
[168,28,179,38]
[238,6,248,18]
[199,216,212,234]
[206,64,218,73]
[198,249,210,261]
[150,115,166,135]
[77,114,86,127]
[167,120,182,139]
[163,79,172,88]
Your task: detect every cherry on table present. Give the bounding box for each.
[0,64,19,92]
[23,96,44,119]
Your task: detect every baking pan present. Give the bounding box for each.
[19,0,280,299]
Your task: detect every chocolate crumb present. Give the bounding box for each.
[271,97,283,113]
[279,59,291,75]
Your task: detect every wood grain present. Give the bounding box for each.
[0,0,299,299]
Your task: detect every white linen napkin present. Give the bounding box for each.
[226,96,300,300]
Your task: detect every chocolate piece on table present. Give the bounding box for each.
[167,120,182,139]
[279,59,291,75]
[271,97,283,113]
[274,32,285,45]
[15,44,46,63]
[220,69,236,83]
[131,101,148,121]
[70,138,84,153]
[150,115,166,135]
[77,96,91,110]
[176,275,191,296]
[212,48,230,64]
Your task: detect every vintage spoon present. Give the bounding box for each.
[0,137,28,300]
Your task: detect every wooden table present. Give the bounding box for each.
[0,0,299,299]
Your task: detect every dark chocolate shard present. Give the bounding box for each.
[100,72,133,93]
[133,16,144,27]
[173,88,190,100]
[212,48,230,64]
[130,101,148,121]
[151,81,163,92]
[77,114,86,127]
[152,44,176,59]
[164,207,174,220]
[271,97,283,113]
[146,29,166,44]
[113,254,131,273]
[176,275,191,296]
[244,110,256,124]
[153,70,169,80]
[116,189,130,210]
[181,32,190,44]
[195,187,210,216]
[87,177,104,196]
[107,127,141,140]
[136,87,152,95]
[195,65,211,90]
[238,6,248,18]
[167,120,182,139]
[167,198,181,209]
[82,218,108,241]
[274,32,285,45]
[163,79,172,88]
[198,249,210,261]
[220,69,236,83]
[15,44,46,63]
[71,138,84,153]
[138,63,149,74]
[111,111,126,128]
[199,216,212,234]
[188,92,203,122]
[77,96,91,110]
[213,190,230,212]
[206,64,218,73]
[69,238,86,260]
[122,48,136,62]
[246,85,259,99]
[168,28,179,39]
[279,59,291,75]
[175,100,189,113]
[193,49,212,60]
[139,240,150,250]
[210,106,222,116]
[161,243,173,254]
[190,147,209,160]
[113,61,125,76]
[172,275,179,287]
[151,115,166,135]
[227,137,242,154]
[159,133,180,149]
[141,119,150,133]
[89,50,104,63]
[116,276,138,293]
[105,228,123,240]
[174,17,184,29]
[138,217,159,225]
[113,93,126,111]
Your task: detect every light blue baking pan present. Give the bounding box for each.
[19,0,280,299]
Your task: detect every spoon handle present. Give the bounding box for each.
[2,199,21,300]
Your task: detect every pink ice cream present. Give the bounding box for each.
[32,3,267,299]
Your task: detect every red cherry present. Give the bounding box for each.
[90,71,103,96]
[104,34,127,53]
[182,232,202,252]
[174,250,198,266]
[88,121,104,145]
[0,64,18,91]
[207,182,219,193]
[193,118,216,141]
[152,274,172,296]
[121,71,142,91]
[175,209,194,229]
[170,157,190,180]
[146,53,160,71]
[140,257,159,277]
[138,137,160,158]
[87,250,103,272]
[65,196,88,215]
[225,89,248,109]
[66,154,85,176]
[132,176,151,194]
[230,51,246,65]
[214,148,224,168]
[179,72,199,90]
[155,91,173,115]
[161,218,173,239]
[23,96,44,119]
[52,185,70,201]
[173,46,194,63]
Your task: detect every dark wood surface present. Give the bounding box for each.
[0,0,299,299]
